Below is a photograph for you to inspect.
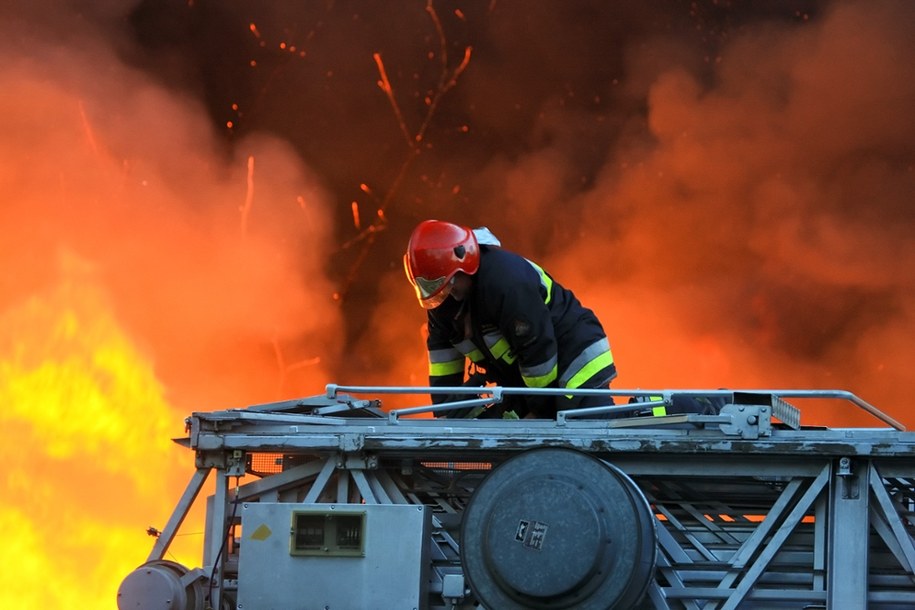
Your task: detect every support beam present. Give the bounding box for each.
[827,458,870,609]
[146,468,210,562]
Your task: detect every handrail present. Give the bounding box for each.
[324,384,905,431]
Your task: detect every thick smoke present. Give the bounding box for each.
[557,0,915,425]
[379,0,914,427]
[349,0,914,427]
[0,1,341,606]
[1,1,913,606]
[0,1,342,408]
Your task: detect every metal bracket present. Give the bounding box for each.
[196,449,247,475]
[340,454,379,470]
[227,449,246,477]
[837,456,859,499]
[718,404,772,439]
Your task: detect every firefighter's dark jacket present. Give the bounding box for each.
[425,246,616,412]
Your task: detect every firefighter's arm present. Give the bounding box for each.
[494,269,559,417]
[425,313,467,410]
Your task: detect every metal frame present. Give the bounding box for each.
[145,386,915,609]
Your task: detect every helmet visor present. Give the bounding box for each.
[404,254,453,309]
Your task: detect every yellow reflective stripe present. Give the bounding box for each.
[483,331,517,365]
[526,259,553,305]
[648,395,665,416]
[564,350,615,390]
[520,354,558,380]
[429,359,464,377]
[522,363,558,388]
[488,337,516,363]
[454,340,485,363]
[559,338,610,387]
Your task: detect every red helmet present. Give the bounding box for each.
[404,220,480,309]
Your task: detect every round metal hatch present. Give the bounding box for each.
[460,448,657,609]
[117,560,206,610]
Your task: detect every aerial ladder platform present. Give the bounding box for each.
[118,386,915,609]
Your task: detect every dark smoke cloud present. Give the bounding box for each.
[116,0,913,426]
[3,0,912,419]
[551,0,915,424]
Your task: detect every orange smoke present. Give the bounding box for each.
[434,0,915,430]
[2,2,914,608]
[0,7,341,608]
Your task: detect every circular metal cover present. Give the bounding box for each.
[461,448,657,609]
[117,560,197,610]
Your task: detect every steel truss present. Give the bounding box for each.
[137,387,915,610]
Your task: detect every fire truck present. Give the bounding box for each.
[118,385,915,609]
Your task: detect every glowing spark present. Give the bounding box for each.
[351,201,361,230]
[340,0,472,300]
[249,23,260,38]
[77,100,99,155]
[240,155,254,238]
[447,47,473,90]
[372,53,413,148]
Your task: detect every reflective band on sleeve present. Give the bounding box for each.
[525,259,553,305]
[521,361,558,388]
[428,347,464,377]
[483,332,516,365]
[430,359,464,377]
[454,339,485,363]
[563,347,615,390]
[652,406,667,416]
[430,347,461,363]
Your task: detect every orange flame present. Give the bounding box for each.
[0,252,194,607]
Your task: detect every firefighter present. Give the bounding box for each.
[403,219,617,418]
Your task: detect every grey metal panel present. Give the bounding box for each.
[236,503,430,609]
[143,387,915,610]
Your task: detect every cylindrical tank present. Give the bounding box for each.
[117,560,207,610]
[461,448,657,609]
